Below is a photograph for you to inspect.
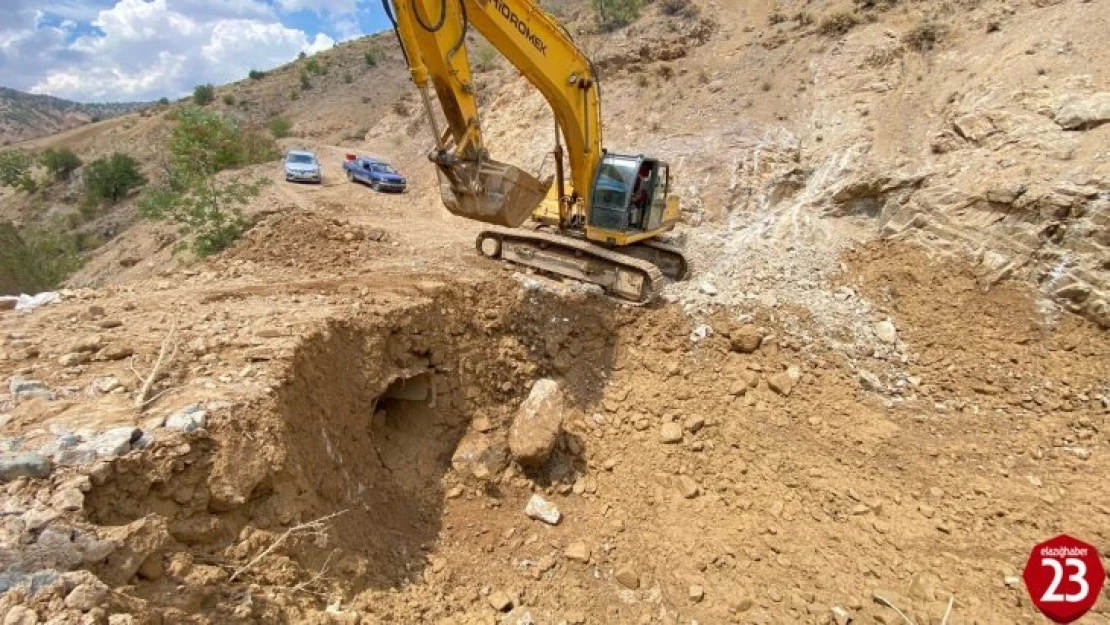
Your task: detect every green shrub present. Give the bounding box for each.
[85,153,145,203]
[193,83,215,105]
[365,46,381,67]
[904,19,947,51]
[138,107,273,257]
[298,51,307,60]
[158,97,170,106]
[249,69,266,80]
[300,69,312,90]
[268,116,293,139]
[818,11,859,36]
[592,0,643,31]
[222,94,236,105]
[40,147,82,181]
[0,149,34,189]
[343,72,354,84]
[290,89,300,101]
[305,57,323,74]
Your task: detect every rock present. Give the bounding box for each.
[99,319,123,329]
[0,297,17,312]
[86,305,106,319]
[699,283,718,296]
[689,585,705,602]
[615,566,640,589]
[24,507,60,531]
[3,606,38,625]
[831,606,852,625]
[1052,93,1110,130]
[508,379,565,467]
[524,494,561,525]
[0,452,52,480]
[165,405,207,432]
[564,542,591,564]
[471,415,493,432]
[59,352,92,367]
[676,475,699,499]
[452,430,509,480]
[95,345,134,361]
[90,377,121,394]
[729,325,764,353]
[51,487,84,511]
[64,580,109,611]
[488,590,514,612]
[55,448,97,466]
[71,335,104,353]
[9,377,52,401]
[138,554,164,581]
[659,422,683,444]
[767,368,800,396]
[132,431,155,451]
[858,370,883,392]
[684,416,705,433]
[90,427,140,459]
[109,616,136,625]
[873,320,897,344]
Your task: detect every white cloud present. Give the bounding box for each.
[0,0,345,102]
[274,0,358,15]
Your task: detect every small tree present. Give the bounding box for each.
[222,94,236,105]
[158,97,170,106]
[592,0,643,31]
[85,153,145,203]
[268,116,293,138]
[138,107,271,257]
[193,83,216,105]
[40,147,83,181]
[249,69,266,80]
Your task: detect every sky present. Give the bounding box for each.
[0,0,393,103]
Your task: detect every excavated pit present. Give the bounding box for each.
[82,284,626,604]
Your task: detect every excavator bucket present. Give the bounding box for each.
[436,159,553,228]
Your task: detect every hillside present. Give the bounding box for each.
[0,87,148,146]
[0,3,1108,623]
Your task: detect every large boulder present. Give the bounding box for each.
[508,379,565,468]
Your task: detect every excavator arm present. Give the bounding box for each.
[385,0,602,227]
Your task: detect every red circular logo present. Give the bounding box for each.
[1023,534,1106,623]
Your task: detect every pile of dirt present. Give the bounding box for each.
[214,212,394,276]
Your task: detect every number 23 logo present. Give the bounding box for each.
[1041,558,1089,603]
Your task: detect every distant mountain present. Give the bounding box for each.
[0,87,150,146]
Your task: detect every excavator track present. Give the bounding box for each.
[624,239,689,281]
[476,226,664,304]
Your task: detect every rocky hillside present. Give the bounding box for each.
[0,87,148,146]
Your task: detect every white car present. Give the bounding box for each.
[284,150,321,184]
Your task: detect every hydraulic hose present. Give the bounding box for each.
[381,0,410,64]
[412,0,448,32]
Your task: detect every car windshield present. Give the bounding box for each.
[370,163,397,174]
[287,154,315,164]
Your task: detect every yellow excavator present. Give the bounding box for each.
[383,0,688,302]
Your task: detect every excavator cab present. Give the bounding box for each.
[588,153,670,234]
